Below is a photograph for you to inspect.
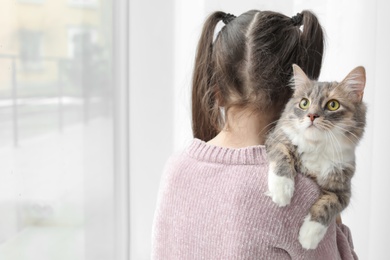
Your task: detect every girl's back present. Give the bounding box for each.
[152,139,356,259]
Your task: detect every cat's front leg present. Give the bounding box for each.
[266,161,295,207]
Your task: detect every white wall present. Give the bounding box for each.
[368,0,390,259]
[131,0,390,258]
[128,0,175,259]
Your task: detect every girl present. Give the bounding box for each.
[152,9,357,259]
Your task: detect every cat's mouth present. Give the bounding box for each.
[306,123,323,134]
[304,124,323,141]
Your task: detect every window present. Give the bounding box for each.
[67,28,98,59]
[0,1,128,259]
[18,0,44,4]
[19,30,43,70]
[68,0,98,8]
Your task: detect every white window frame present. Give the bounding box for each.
[68,0,98,8]
[18,0,44,4]
[113,0,130,260]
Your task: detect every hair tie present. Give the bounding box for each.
[222,13,236,25]
[291,13,303,26]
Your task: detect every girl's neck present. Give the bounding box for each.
[207,108,274,148]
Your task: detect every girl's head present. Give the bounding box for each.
[192,10,324,141]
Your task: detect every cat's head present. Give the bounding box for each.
[282,64,366,147]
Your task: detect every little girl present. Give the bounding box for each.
[152,9,358,259]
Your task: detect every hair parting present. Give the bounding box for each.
[192,10,324,141]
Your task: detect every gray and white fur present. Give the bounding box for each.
[266,64,366,250]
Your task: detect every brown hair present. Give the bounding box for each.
[192,10,324,141]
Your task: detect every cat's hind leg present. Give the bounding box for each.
[299,190,349,249]
[298,213,328,250]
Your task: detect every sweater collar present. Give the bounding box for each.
[186,138,268,165]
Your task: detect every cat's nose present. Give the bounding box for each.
[308,113,320,122]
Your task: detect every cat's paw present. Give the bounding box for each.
[299,214,328,250]
[266,162,295,207]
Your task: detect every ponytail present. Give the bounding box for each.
[298,10,324,80]
[192,11,225,141]
[191,10,324,141]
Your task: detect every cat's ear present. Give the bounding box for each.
[292,64,310,90]
[341,66,366,102]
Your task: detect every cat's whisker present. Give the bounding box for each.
[327,129,344,164]
[265,120,295,133]
[331,135,342,165]
[259,119,294,137]
[324,130,337,162]
[328,123,360,144]
[316,123,332,131]
[319,123,343,161]
[321,121,360,145]
[340,133,359,146]
[334,122,364,132]
[340,124,365,130]
[265,128,291,145]
[328,129,358,147]
[324,131,336,164]
[325,131,338,164]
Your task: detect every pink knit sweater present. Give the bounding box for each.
[152,139,358,259]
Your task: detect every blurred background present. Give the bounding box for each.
[0,0,124,260]
[0,0,389,259]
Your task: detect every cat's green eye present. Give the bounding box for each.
[299,98,310,110]
[326,100,340,111]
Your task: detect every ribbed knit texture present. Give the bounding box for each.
[152,139,358,260]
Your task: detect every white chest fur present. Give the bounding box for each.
[283,127,356,181]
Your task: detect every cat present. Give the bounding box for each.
[265,64,366,250]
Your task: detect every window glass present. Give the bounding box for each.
[0,1,115,259]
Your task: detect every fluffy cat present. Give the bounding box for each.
[265,64,366,249]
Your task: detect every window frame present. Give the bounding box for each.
[18,0,44,4]
[68,0,99,8]
[112,0,130,260]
